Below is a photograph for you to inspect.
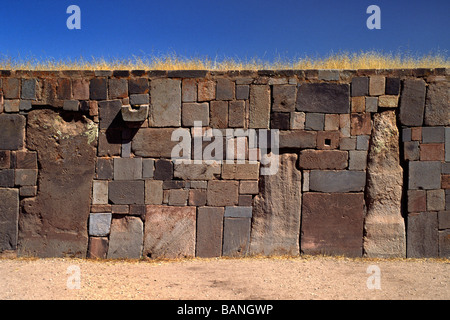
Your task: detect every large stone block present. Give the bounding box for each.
[249,85,270,128]
[98,100,123,129]
[19,109,97,257]
[424,82,449,126]
[408,161,441,190]
[364,110,406,258]
[407,212,438,258]
[21,79,36,100]
[108,180,145,204]
[196,207,224,258]
[207,180,239,206]
[107,216,143,259]
[0,114,26,150]
[0,188,19,251]
[309,170,366,193]
[144,205,196,259]
[250,153,302,256]
[149,78,181,127]
[301,192,365,257]
[296,83,350,114]
[299,150,348,170]
[132,128,190,158]
[399,79,426,126]
[222,217,251,257]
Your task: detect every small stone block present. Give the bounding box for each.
[19,100,32,111]
[305,113,324,131]
[198,80,215,101]
[4,100,20,113]
[407,212,438,258]
[188,189,207,206]
[222,217,251,257]
[348,150,368,171]
[438,211,450,229]
[19,186,37,197]
[369,76,385,96]
[442,175,450,189]
[225,206,252,218]
[112,205,129,214]
[89,213,112,237]
[0,170,15,187]
[385,77,400,95]
[14,169,37,186]
[408,190,427,213]
[182,79,197,103]
[88,237,109,259]
[378,95,398,108]
[235,85,249,100]
[404,141,420,161]
[129,78,149,95]
[350,113,372,136]
[270,112,290,130]
[0,151,10,169]
[402,128,412,142]
[356,135,370,150]
[15,151,37,169]
[114,158,143,180]
[130,94,149,105]
[108,180,145,204]
[239,180,259,195]
[216,79,235,100]
[316,131,340,150]
[290,112,306,130]
[108,79,128,99]
[153,159,173,180]
[96,158,114,180]
[351,96,365,113]
[145,180,163,205]
[324,114,340,131]
[422,127,445,143]
[351,77,369,96]
[142,159,154,179]
[207,180,239,206]
[340,137,356,150]
[272,85,297,112]
[420,143,445,161]
[182,102,209,127]
[411,127,422,141]
[90,204,112,213]
[63,100,80,111]
[90,78,108,100]
[409,161,441,190]
[427,189,445,211]
[365,97,378,113]
[238,195,253,206]
[228,100,245,128]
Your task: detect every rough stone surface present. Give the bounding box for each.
[225,206,253,218]
[109,79,128,99]
[399,79,426,126]
[88,237,108,259]
[207,180,238,206]
[132,128,190,158]
[114,158,143,180]
[149,79,181,127]
[0,188,19,251]
[216,79,235,100]
[98,100,123,129]
[301,192,365,257]
[309,170,366,193]
[144,205,196,259]
[198,80,215,101]
[107,216,143,259]
[408,190,426,213]
[228,100,246,128]
[173,161,221,180]
[424,82,449,126]
[272,85,296,112]
[0,151,10,169]
[296,83,350,114]
[90,78,108,100]
[250,153,302,256]
[351,77,369,97]
[196,207,224,258]
[249,85,270,128]
[279,130,316,149]
[299,150,348,170]
[364,111,406,258]
[409,161,441,190]
[222,217,251,257]
[108,181,145,205]
[88,213,112,237]
[305,113,324,131]
[0,114,26,150]
[182,102,209,127]
[439,230,450,258]
[145,180,163,205]
[407,212,438,258]
[19,109,97,257]
[422,127,445,143]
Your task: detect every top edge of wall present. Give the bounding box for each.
[0,68,448,78]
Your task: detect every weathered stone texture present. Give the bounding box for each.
[107,216,143,259]
[296,83,350,114]
[132,128,190,158]
[144,205,196,259]
[407,212,439,258]
[222,217,251,257]
[196,207,224,258]
[299,150,348,170]
[249,85,270,128]
[399,79,426,126]
[424,82,449,126]
[0,189,19,251]
[250,153,302,256]
[149,79,181,127]
[309,170,366,193]
[0,114,26,150]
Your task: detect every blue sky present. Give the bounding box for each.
[0,0,448,62]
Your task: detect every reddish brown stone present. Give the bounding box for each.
[420,143,445,161]
[407,190,427,213]
[351,113,372,136]
[88,237,108,259]
[207,180,239,206]
[90,204,112,213]
[198,80,215,101]
[189,189,207,206]
[411,127,422,141]
[316,131,340,150]
[442,175,450,189]
[299,150,348,170]
[57,78,72,100]
[301,192,365,257]
[210,100,228,128]
[72,79,90,100]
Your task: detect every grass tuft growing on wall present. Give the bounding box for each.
[0,50,448,70]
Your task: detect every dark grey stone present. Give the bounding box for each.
[0,188,19,251]
[270,112,290,130]
[407,212,438,258]
[196,207,224,258]
[318,70,339,81]
[142,159,154,179]
[63,100,79,111]
[14,169,37,186]
[113,158,142,180]
[21,79,36,100]
[385,77,400,95]
[107,216,143,259]
[422,127,445,143]
[402,128,411,142]
[297,83,350,113]
[442,163,450,174]
[19,100,32,111]
[403,141,420,161]
[216,79,234,100]
[399,79,426,126]
[90,78,108,100]
[438,211,450,230]
[279,130,317,149]
[154,159,173,180]
[236,85,249,100]
[98,100,123,129]
[424,82,449,126]
[109,180,145,204]
[446,127,450,162]
[272,85,297,112]
[409,161,441,190]
[0,114,26,150]
[0,169,14,187]
[129,78,149,94]
[351,77,369,97]
[222,217,251,257]
[305,113,324,131]
[3,78,20,99]
[224,206,252,218]
[130,94,149,105]
[439,230,450,258]
[96,158,114,180]
[167,70,207,78]
[309,170,366,193]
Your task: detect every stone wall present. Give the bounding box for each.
[0,68,448,259]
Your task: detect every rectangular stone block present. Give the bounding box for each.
[340,137,356,150]
[109,180,145,204]
[92,180,108,205]
[296,83,350,114]
[98,129,121,157]
[90,204,112,213]
[162,180,186,189]
[427,189,445,211]
[132,128,190,158]
[365,97,378,113]
[0,188,19,250]
[216,79,235,100]
[270,112,290,130]
[153,159,173,180]
[196,207,224,258]
[378,95,398,108]
[63,100,79,111]
[249,85,270,128]
[317,131,340,150]
[438,211,450,230]
[108,79,128,99]
[446,127,450,162]
[404,141,420,161]
[407,212,438,258]
[168,189,189,206]
[409,161,441,190]
[149,79,181,127]
[207,180,238,206]
[348,150,368,171]
[144,205,196,259]
[198,80,215,101]
[301,192,365,257]
[439,230,450,258]
[420,144,444,161]
[145,180,163,205]
[89,213,112,237]
[14,169,37,186]
[442,175,450,189]
[299,150,348,170]
[0,151,10,169]
[142,159,154,179]
[305,113,324,131]
[88,237,109,259]
[424,82,449,126]
[239,180,259,195]
[339,114,351,137]
[238,195,253,206]
[309,170,366,193]
[351,77,369,97]
[96,158,113,180]
[291,112,306,130]
[385,77,400,95]
[113,158,142,180]
[182,102,209,127]
[108,216,144,259]
[279,130,317,149]
[90,78,108,100]
[222,217,251,257]
[188,189,207,206]
[0,170,14,187]
[15,151,37,169]
[173,161,221,180]
[408,190,427,213]
[369,76,385,96]
[235,85,249,100]
[210,100,229,129]
[0,114,25,150]
[351,96,365,113]
[221,162,260,180]
[324,114,340,131]
[129,78,149,95]
[411,127,422,141]
[399,79,426,126]
[98,100,123,129]
[225,206,252,218]
[72,79,90,100]
[21,79,36,100]
[182,79,197,102]
[3,78,20,99]
[4,100,20,113]
[351,113,372,136]
[422,127,445,143]
[318,69,339,81]
[228,100,245,128]
[130,94,149,105]
[272,85,296,112]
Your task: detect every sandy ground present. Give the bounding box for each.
[0,256,448,300]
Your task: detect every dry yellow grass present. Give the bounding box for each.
[1,51,448,70]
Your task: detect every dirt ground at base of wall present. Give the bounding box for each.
[0,255,448,300]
